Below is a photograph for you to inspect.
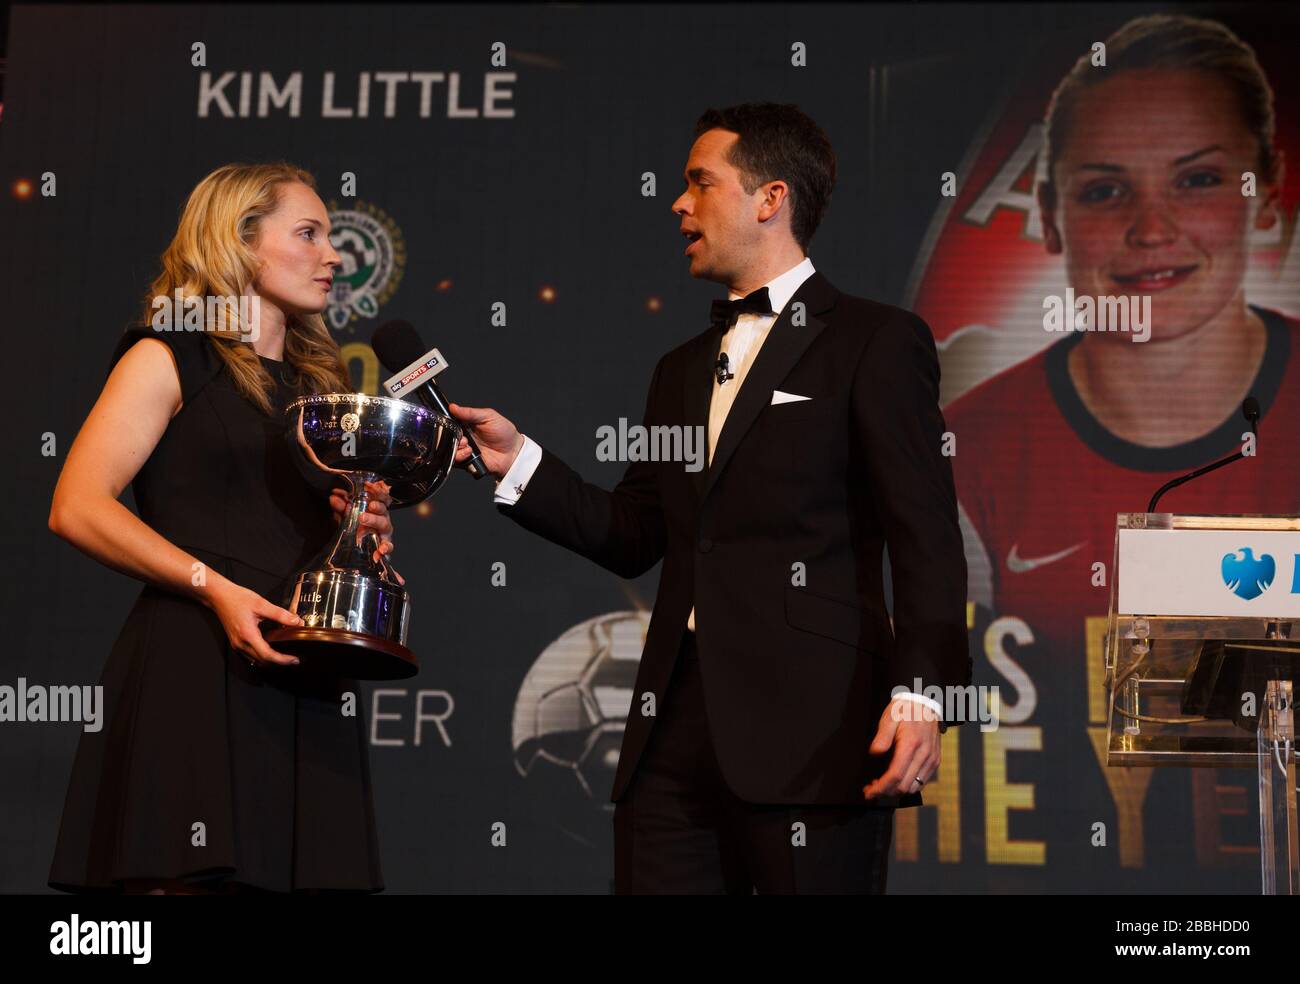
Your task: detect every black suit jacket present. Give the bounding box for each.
[500,271,970,806]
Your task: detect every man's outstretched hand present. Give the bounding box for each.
[448,403,524,479]
[863,699,942,801]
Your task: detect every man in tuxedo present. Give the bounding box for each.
[450,103,970,893]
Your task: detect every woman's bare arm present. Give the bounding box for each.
[50,338,201,591]
[48,338,302,665]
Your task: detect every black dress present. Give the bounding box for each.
[49,327,384,893]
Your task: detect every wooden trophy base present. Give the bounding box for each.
[263,626,419,680]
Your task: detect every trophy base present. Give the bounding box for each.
[274,568,414,680]
[264,626,419,680]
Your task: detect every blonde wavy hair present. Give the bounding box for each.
[140,162,351,414]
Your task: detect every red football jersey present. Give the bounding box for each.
[948,307,1300,653]
[939,307,1299,885]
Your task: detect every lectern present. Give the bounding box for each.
[1106,513,1300,894]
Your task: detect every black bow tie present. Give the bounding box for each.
[710,287,773,333]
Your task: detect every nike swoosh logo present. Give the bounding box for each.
[1006,541,1085,573]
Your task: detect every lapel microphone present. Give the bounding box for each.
[715,352,734,385]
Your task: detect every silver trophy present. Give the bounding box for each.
[265,393,461,679]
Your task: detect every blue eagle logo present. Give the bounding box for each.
[1221,548,1275,601]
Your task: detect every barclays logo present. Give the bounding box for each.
[1221,548,1276,601]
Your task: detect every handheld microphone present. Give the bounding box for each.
[371,319,490,480]
[1146,397,1260,512]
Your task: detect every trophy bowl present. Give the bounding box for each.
[264,393,461,680]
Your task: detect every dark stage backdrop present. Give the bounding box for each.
[3,2,1297,893]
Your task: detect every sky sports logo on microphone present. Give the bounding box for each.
[383,348,447,399]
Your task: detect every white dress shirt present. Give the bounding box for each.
[492,255,943,720]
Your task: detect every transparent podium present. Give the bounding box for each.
[1105,513,1300,894]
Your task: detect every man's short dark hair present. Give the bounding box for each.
[694,103,836,251]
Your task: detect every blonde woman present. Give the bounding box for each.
[47,164,393,894]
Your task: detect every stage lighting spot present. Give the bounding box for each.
[538,285,556,303]
[12,178,34,200]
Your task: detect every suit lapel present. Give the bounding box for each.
[684,329,718,503]
[685,271,836,503]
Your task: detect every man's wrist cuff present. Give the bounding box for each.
[493,435,542,505]
[890,691,944,718]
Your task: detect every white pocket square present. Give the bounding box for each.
[771,390,811,405]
